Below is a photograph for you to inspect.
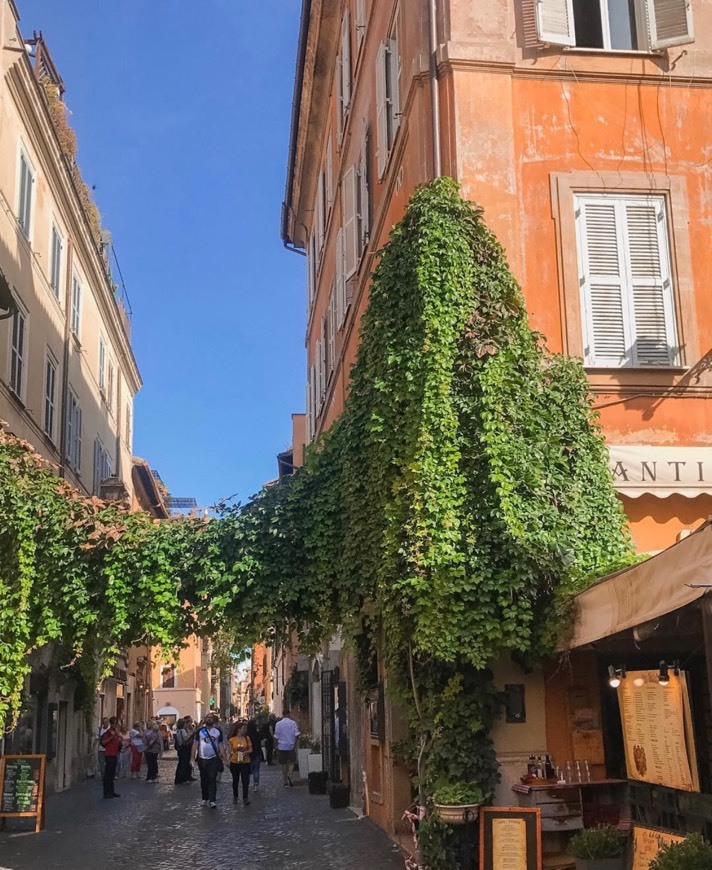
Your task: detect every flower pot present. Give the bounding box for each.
[434,803,480,825]
[297,747,311,779]
[329,783,350,809]
[308,771,329,795]
[308,753,323,773]
[575,859,625,870]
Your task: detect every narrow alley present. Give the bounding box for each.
[0,756,405,869]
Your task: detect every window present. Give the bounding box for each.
[328,286,336,377]
[335,228,346,327]
[50,225,63,299]
[44,353,58,441]
[316,172,326,252]
[325,136,334,218]
[574,193,678,368]
[307,234,317,313]
[161,667,175,689]
[71,276,82,336]
[93,438,112,494]
[9,304,27,399]
[98,337,107,392]
[307,363,316,442]
[376,15,401,178]
[343,133,371,279]
[107,361,115,412]
[65,389,82,472]
[536,0,693,50]
[125,402,132,446]
[337,11,352,139]
[18,150,34,239]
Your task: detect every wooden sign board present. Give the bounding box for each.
[0,754,46,832]
[480,807,542,870]
[631,824,686,870]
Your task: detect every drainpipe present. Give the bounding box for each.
[428,0,442,178]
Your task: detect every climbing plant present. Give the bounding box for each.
[0,179,633,866]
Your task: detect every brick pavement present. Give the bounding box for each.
[0,755,406,869]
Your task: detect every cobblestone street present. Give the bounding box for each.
[0,756,405,869]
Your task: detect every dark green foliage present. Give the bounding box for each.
[650,834,712,869]
[568,825,627,859]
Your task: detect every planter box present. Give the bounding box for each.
[297,748,311,779]
[329,783,350,809]
[308,753,323,774]
[434,803,480,825]
[308,771,329,795]
[575,859,625,870]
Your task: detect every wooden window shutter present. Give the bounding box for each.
[341,11,352,121]
[307,234,316,312]
[342,165,358,278]
[535,0,576,46]
[388,35,401,140]
[375,42,388,178]
[336,55,343,144]
[645,0,694,49]
[326,136,333,215]
[576,198,630,367]
[316,172,325,252]
[320,316,328,394]
[336,228,346,328]
[623,199,677,366]
[328,288,336,374]
[356,0,367,49]
[358,129,370,255]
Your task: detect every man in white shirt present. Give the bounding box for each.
[274,710,300,787]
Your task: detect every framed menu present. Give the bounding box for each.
[618,670,697,792]
[479,807,541,870]
[631,824,686,870]
[0,754,46,832]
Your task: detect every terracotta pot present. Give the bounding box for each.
[434,803,480,825]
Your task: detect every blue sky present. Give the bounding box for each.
[28,0,305,508]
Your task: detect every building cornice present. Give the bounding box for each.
[5,55,142,394]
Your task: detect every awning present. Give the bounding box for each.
[156,705,180,718]
[569,521,712,648]
[609,445,712,498]
[0,266,16,320]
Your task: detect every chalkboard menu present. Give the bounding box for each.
[0,754,46,832]
[479,807,542,870]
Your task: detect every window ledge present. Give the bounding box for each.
[562,46,663,57]
[585,366,688,373]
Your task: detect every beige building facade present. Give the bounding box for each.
[0,2,140,500]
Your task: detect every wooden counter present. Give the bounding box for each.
[513,780,628,832]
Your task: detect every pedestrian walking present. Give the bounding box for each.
[143,720,161,782]
[263,715,276,765]
[274,709,300,787]
[247,718,262,791]
[192,714,226,808]
[174,718,193,785]
[129,721,144,778]
[100,716,121,799]
[96,716,109,779]
[117,723,131,779]
[228,721,253,805]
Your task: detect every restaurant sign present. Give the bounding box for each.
[608,446,712,498]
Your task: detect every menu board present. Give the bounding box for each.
[631,824,686,870]
[0,755,46,832]
[480,808,541,870]
[618,670,696,792]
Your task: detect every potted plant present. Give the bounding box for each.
[650,833,712,869]
[308,737,322,773]
[568,825,627,870]
[432,783,485,825]
[297,733,314,780]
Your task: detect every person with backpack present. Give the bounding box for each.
[143,720,161,782]
[174,718,194,784]
[191,714,226,808]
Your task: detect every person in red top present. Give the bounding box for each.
[101,717,122,799]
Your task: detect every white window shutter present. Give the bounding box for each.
[336,55,343,144]
[307,234,316,312]
[321,316,328,390]
[358,129,370,254]
[623,199,677,366]
[341,12,351,122]
[576,198,630,367]
[645,0,694,49]
[535,0,576,46]
[336,228,345,328]
[326,137,333,215]
[342,165,358,278]
[376,42,388,179]
[328,289,336,373]
[356,0,367,48]
[388,37,401,140]
[316,173,325,251]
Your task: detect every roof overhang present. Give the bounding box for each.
[569,520,712,649]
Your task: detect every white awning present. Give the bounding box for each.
[570,521,712,648]
[609,445,712,498]
[155,706,180,717]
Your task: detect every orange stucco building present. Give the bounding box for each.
[282,0,712,838]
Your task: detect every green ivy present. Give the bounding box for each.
[0,180,633,869]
